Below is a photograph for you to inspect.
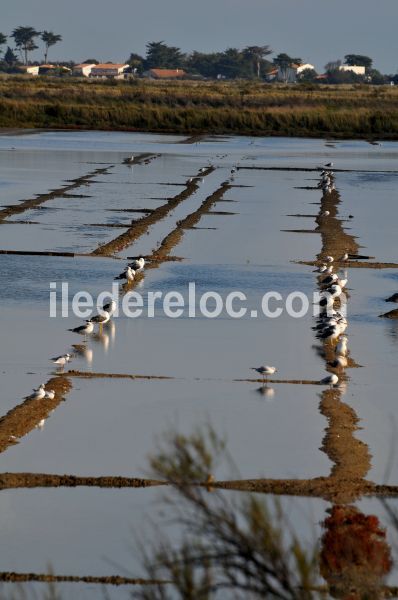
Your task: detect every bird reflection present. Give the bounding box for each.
[254,385,275,400]
[92,330,110,352]
[72,344,93,365]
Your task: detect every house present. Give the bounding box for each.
[296,63,315,75]
[143,69,186,80]
[275,62,316,83]
[89,63,130,79]
[39,64,72,75]
[18,65,40,76]
[73,63,96,77]
[339,65,366,75]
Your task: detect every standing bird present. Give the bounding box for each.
[69,320,94,336]
[129,257,145,271]
[325,256,334,263]
[103,299,117,315]
[320,373,339,387]
[30,384,46,400]
[89,311,111,329]
[340,252,349,262]
[115,266,135,282]
[251,365,277,382]
[336,336,348,356]
[44,389,56,400]
[324,162,334,168]
[51,353,71,367]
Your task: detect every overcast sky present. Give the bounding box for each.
[3,0,397,73]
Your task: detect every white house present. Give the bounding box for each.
[73,63,96,77]
[296,63,315,75]
[339,65,366,75]
[276,62,316,83]
[89,63,130,79]
[18,65,40,76]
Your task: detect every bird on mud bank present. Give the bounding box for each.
[251,365,277,382]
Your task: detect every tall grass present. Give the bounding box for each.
[1,76,398,137]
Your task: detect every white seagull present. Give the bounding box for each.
[30,384,46,400]
[115,266,135,282]
[69,320,94,336]
[103,299,117,315]
[320,373,339,387]
[251,365,278,381]
[129,257,145,271]
[44,389,56,400]
[89,311,111,327]
[51,353,71,367]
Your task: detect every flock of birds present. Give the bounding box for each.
[252,166,350,389]
[29,161,352,401]
[29,257,147,400]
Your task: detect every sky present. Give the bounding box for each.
[2,0,398,73]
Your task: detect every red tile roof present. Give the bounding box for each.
[149,69,186,78]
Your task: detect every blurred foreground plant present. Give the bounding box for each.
[134,425,318,600]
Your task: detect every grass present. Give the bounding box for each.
[1,75,398,138]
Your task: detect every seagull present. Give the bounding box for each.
[251,365,277,381]
[335,336,348,356]
[320,373,339,387]
[314,264,327,273]
[325,256,334,263]
[51,353,71,367]
[115,266,135,282]
[321,273,338,286]
[103,299,117,315]
[231,167,237,174]
[340,252,349,262]
[129,257,145,271]
[30,384,46,400]
[329,356,348,368]
[321,211,330,217]
[44,389,55,400]
[69,320,94,335]
[324,162,334,168]
[199,167,207,173]
[89,311,111,327]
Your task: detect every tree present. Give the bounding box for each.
[273,53,302,83]
[325,60,342,72]
[4,46,18,66]
[127,52,144,72]
[11,26,40,64]
[0,33,6,56]
[344,54,373,69]
[298,68,318,83]
[82,58,99,64]
[144,41,185,69]
[243,45,272,78]
[41,31,62,63]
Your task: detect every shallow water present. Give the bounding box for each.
[1,131,398,597]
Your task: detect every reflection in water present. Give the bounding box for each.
[254,385,275,400]
[321,505,392,599]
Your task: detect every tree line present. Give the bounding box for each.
[0,31,394,84]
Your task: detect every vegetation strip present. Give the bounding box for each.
[0,571,169,586]
[2,79,398,139]
[66,370,174,380]
[0,166,112,223]
[91,166,214,256]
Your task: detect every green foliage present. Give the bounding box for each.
[144,41,186,69]
[344,54,373,69]
[136,426,318,599]
[41,31,62,63]
[0,32,7,49]
[1,78,398,138]
[11,26,40,64]
[3,46,18,66]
